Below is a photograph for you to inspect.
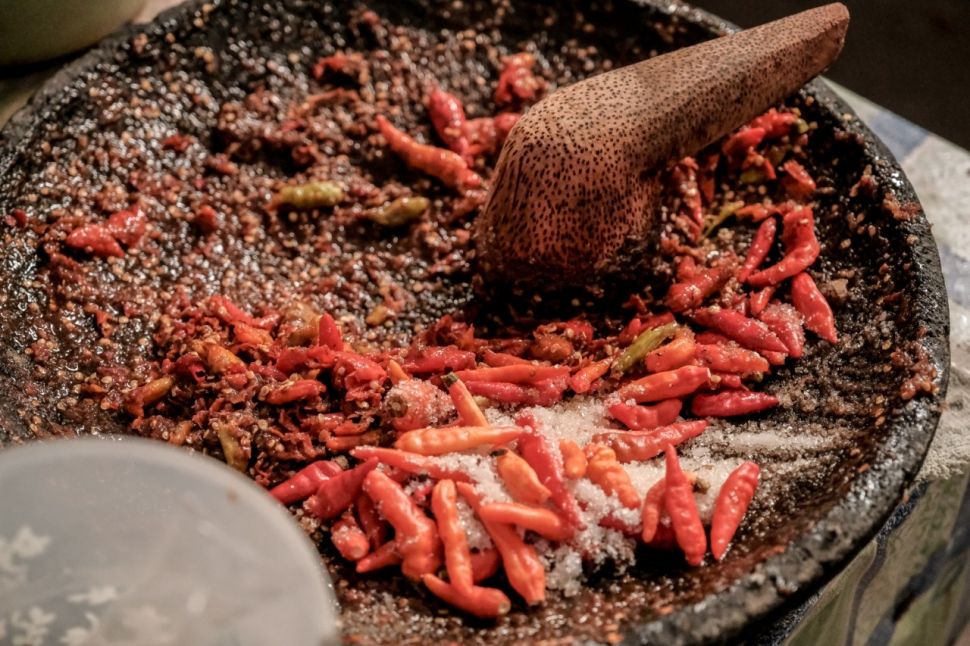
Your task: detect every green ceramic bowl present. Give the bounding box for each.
[0,0,146,67]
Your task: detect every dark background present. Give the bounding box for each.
[695,0,970,149]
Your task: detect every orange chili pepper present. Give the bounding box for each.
[453,364,570,385]
[584,444,640,509]
[351,446,473,482]
[559,440,587,479]
[362,470,441,580]
[395,425,522,455]
[496,451,551,505]
[478,502,572,542]
[422,573,511,618]
[569,359,611,394]
[641,479,668,544]
[645,335,697,373]
[471,548,500,583]
[457,482,546,605]
[355,540,401,573]
[431,479,474,589]
[442,373,489,426]
[331,509,370,561]
[663,445,707,566]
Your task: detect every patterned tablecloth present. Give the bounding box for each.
[1,6,969,644]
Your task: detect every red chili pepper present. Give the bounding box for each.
[465,380,566,407]
[457,482,546,605]
[428,88,471,161]
[691,307,788,354]
[65,224,125,258]
[481,349,531,367]
[748,108,798,138]
[692,391,779,417]
[350,447,474,482]
[790,272,838,343]
[722,126,765,159]
[707,372,745,391]
[738,217,777,283]
[748,286,776,317]
[304,458,378,521]
[737,203,771,222]
[363,469,441,580]
[608,399,683,430]
[331,510,370,561]
[355,540,401,573]
[270,460,343,505]
[592,420,708,463]
[746,207,820,287]
[463,113,521,158]
[645,334,697,373]
[665,263,732,312]
[781,159,816,198]
[569,359,611,394]
[710,461,760,560]
[376,115,481,191]
[695,343,769,375]
[516,413,584,530]
[758,303,806,358]
[495,53,544,105]
[617,365,711,403]
[402,346,477,374]
[356,493,388,549]
[317,313,343,350]
[663,445,707,566]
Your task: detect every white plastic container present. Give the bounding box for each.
[0,437,340,646]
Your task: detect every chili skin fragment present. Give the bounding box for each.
[710,462,761,560]
[663,445,707,566]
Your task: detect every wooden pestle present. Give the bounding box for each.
[475,4,849,288]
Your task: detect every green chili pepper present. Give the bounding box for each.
[739,169,765,185]
[368,196,430,227]
[612,323,679,374]
[702,200,744,239]
[273,181,343,209]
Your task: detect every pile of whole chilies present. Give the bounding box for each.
[118,79,839,614]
